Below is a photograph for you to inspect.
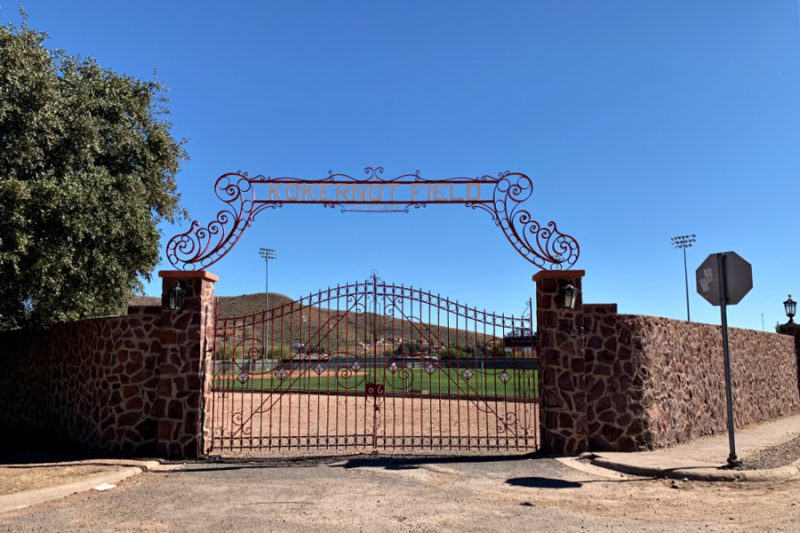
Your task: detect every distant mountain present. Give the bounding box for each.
[131,292,508,356]
[129,292,293,315]
[215,292,294,317]
[129,295,161,307]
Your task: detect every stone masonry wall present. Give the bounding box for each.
[0,306,161,454]
[534,270,588,454]
[582,311,798,451]
[632,316,799,448]
[583,304,650,451]
[155,271,217,458]
[537,272,800,454]
[0,271,217,458]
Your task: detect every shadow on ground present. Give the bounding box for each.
[170,452,545,474]
[0,436,120,466]
[506,477,582,489]
[330,452,543,470]
[0,432,167,468]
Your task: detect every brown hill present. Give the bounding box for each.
[128,292,293,315]
[132,292,508,357]
[129,295,161,307]
[216,292,294,317]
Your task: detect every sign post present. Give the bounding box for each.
[696,251,753,467]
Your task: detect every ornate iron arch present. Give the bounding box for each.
[166,167,580,271]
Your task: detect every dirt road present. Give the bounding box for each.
[1,456,799,532]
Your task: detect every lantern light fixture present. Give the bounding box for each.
[784,294,796,324]
[168,280,186,311]
[561,282,578,310]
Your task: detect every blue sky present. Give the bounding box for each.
[5,1,799,330]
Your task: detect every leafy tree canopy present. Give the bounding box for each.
[0,19,187,329]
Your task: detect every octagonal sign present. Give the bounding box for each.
[696,251,753,306]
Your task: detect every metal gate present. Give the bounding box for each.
[208,275,538,455]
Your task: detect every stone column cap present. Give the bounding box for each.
[159,270,219,282]
[532,269,586,282]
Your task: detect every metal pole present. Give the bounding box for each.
[717,253,740,467]
[672,234,695,323]
[265,257,269,360]
[259,248,276,361]
[683,247,691,322]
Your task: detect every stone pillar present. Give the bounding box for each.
[533,269,588,454]
[156,270,218,458]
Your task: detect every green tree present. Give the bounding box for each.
[395,342,423,355]
[0,19,186,329]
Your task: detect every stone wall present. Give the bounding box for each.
[583,311,799,450]
[583,304,649,451]
[155,271,217,458]
[536,271,800,454]
[0,270,217,458]
[632,316,799,448]
[534,270,588,454]
[0,306,161,454]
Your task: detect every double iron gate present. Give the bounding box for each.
[208,276,539,455]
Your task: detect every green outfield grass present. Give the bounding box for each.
[214,368,539,399]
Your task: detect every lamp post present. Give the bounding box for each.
[259,248,276,360]
[777,294,797,336]
[671,234,696,322]
[784,294,796,324]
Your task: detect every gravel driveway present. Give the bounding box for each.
[2,455,799,532]
[742,435,800,470]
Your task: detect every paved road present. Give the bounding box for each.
[1,455,799,532]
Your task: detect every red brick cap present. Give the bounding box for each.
[158,270,219,282]
[532,269,586,282]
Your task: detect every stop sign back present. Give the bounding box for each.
[695,251,753,306]
[694,250,753,467]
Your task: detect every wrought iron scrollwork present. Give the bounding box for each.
[166,172,257,271]
[490,172,580,270]
[166,167,580,271]
[231,411,252,436]
[385,360,414,392]
[495,412,518,435]
[337,359,367,389]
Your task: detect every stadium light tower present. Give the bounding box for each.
[259,248,277,356]
[671,234,696,322]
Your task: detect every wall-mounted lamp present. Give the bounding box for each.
[560,282,578,310]
[167,281,186,311]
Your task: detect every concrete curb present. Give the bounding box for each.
[587,455,800,482]
[0,467,142,515]
[0,459,187,515]
[555,457,640,480]
[0,459,184,472]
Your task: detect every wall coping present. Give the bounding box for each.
[532,269,586,282]
[158,270,219,282]
[617,313,796,337]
